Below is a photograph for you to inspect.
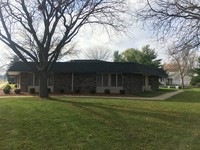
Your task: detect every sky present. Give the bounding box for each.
[0,0,168,74]
[74,24,168,62]
[0,21,168,61]
[0,23,168,75]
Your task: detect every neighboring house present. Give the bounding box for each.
[7,60,167,94]
[161,63,192,86]
[168,71,192,86]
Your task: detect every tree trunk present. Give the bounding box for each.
[39,70,48,98]
[181,76,185,89]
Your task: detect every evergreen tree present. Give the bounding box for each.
[113,45,161,68]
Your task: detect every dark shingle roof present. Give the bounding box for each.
[8,60,167,77]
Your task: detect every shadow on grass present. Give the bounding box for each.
[48,97,198,127]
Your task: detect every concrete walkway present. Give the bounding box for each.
[0,88,183,100]
[62,90,184,101]
[148,90,184,100]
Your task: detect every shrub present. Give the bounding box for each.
[104,89,110,94]
[4,85,11,91]
[90,88,96,94]
[120,89,125,94]
[14,89,21,94]
[15,84,17,88]
[3,85,11,94]
[190,76,200,86]
[3,88,10,94]
[59,89,65,94]
[48,88,51,93]
[29,88,35,94]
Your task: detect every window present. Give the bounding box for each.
[96,74,108,87]
[111,74,123,87]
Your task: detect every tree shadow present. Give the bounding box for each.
[48,97,199,129]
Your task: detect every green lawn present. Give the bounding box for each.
[139,88,177,97]
[0,88,200,149]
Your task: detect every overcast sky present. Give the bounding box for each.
[0,0,169,74]
[74,24,168,62]
[0,23,168,75]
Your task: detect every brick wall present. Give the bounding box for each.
[20,72,159,94]
[54,73,96,93]
[123,73,143,94]
[74,73,96,93]
[20,72,29,92]
[151,76,159,91]
[54,73,72,93]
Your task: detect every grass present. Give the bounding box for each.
[0,88,200,149]
[139,88,177,97]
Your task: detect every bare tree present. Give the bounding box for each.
[0,0,130,98]
[166,44,198,89]
[134,0,200,49]
[57,43,79,61]
[85,46,112,61]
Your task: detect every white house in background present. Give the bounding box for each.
[160,63,192,86]
[168,72,192,85]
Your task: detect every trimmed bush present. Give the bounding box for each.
[59,89,65,94]
[15,84,17,88]
[3,88,10,94]
[120,89,125,95]
[3,85,11,94]
[4,85,11,91]
[29,88,35,94]
[104,89,110,94]
[14,89,21,94]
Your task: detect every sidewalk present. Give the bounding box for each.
[148,90,184,100]
[0,89,183,100]
[62,90,184,101]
